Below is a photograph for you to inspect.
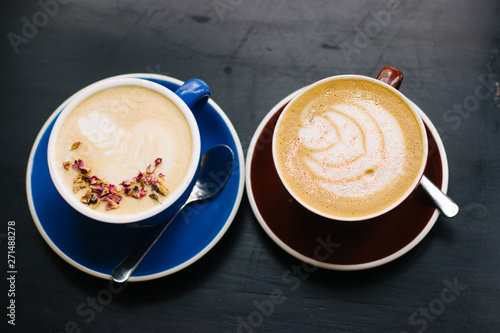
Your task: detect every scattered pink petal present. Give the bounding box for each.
[64,157,167,210]
[135,172,143,182]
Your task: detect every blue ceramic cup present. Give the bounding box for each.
[47,77,210,226]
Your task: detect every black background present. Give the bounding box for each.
[1,1,499,332]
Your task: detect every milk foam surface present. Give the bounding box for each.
[55,86,193,215]
[275,79,425,218]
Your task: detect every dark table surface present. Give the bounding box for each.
[2,1,500,332]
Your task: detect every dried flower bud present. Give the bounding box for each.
[159,186,169,196]
[149,193,161,203]
[81,192,99,206]
[152,182,169,196]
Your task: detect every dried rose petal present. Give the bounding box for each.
[73,159,83,169]
[89,176,100,185]
[64,156,167,210]
[80,167,91,175]
[90,185,104,196]
[144,174,155,186]
[70,141,82,151]
[63,161,72,170]
[123,186,133,195]
[73,176,87,193]
[72,159,91,175]
[108,192,122,204]
[108,184,118,194]
[135,172,143,182]
[105,197,119,210]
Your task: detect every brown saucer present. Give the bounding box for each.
[246,93,448,270]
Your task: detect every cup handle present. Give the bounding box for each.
[377,66,459,217]
[377,66,403,90]
[174,78,211,110]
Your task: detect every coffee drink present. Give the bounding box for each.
[54,85,193,215]
[274,78,426,219]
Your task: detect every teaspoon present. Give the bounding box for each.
[420,175,459,218]
[111,144,234,283]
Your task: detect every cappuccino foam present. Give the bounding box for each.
[274,78,425,219]
[54,85,193,215]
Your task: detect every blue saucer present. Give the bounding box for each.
[26,74,245,281]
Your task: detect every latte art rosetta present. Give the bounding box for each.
[76,110,175,183]
[296,100,406,197]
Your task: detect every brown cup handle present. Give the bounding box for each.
[377,66,403,90]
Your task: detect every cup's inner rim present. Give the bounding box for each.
[271,75,429,221]
[46,78,201,224]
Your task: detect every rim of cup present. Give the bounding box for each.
[272,74,429,222]
[47,78,201,224]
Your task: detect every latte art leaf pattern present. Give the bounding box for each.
[77,110,171,176]
[78,111,116,146]
[298,100,406,197]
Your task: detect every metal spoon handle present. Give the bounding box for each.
[420,175,459,218]
[111,201,190,283]
[111,145,233,283]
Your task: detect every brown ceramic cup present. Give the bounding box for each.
[272,67,428,221]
